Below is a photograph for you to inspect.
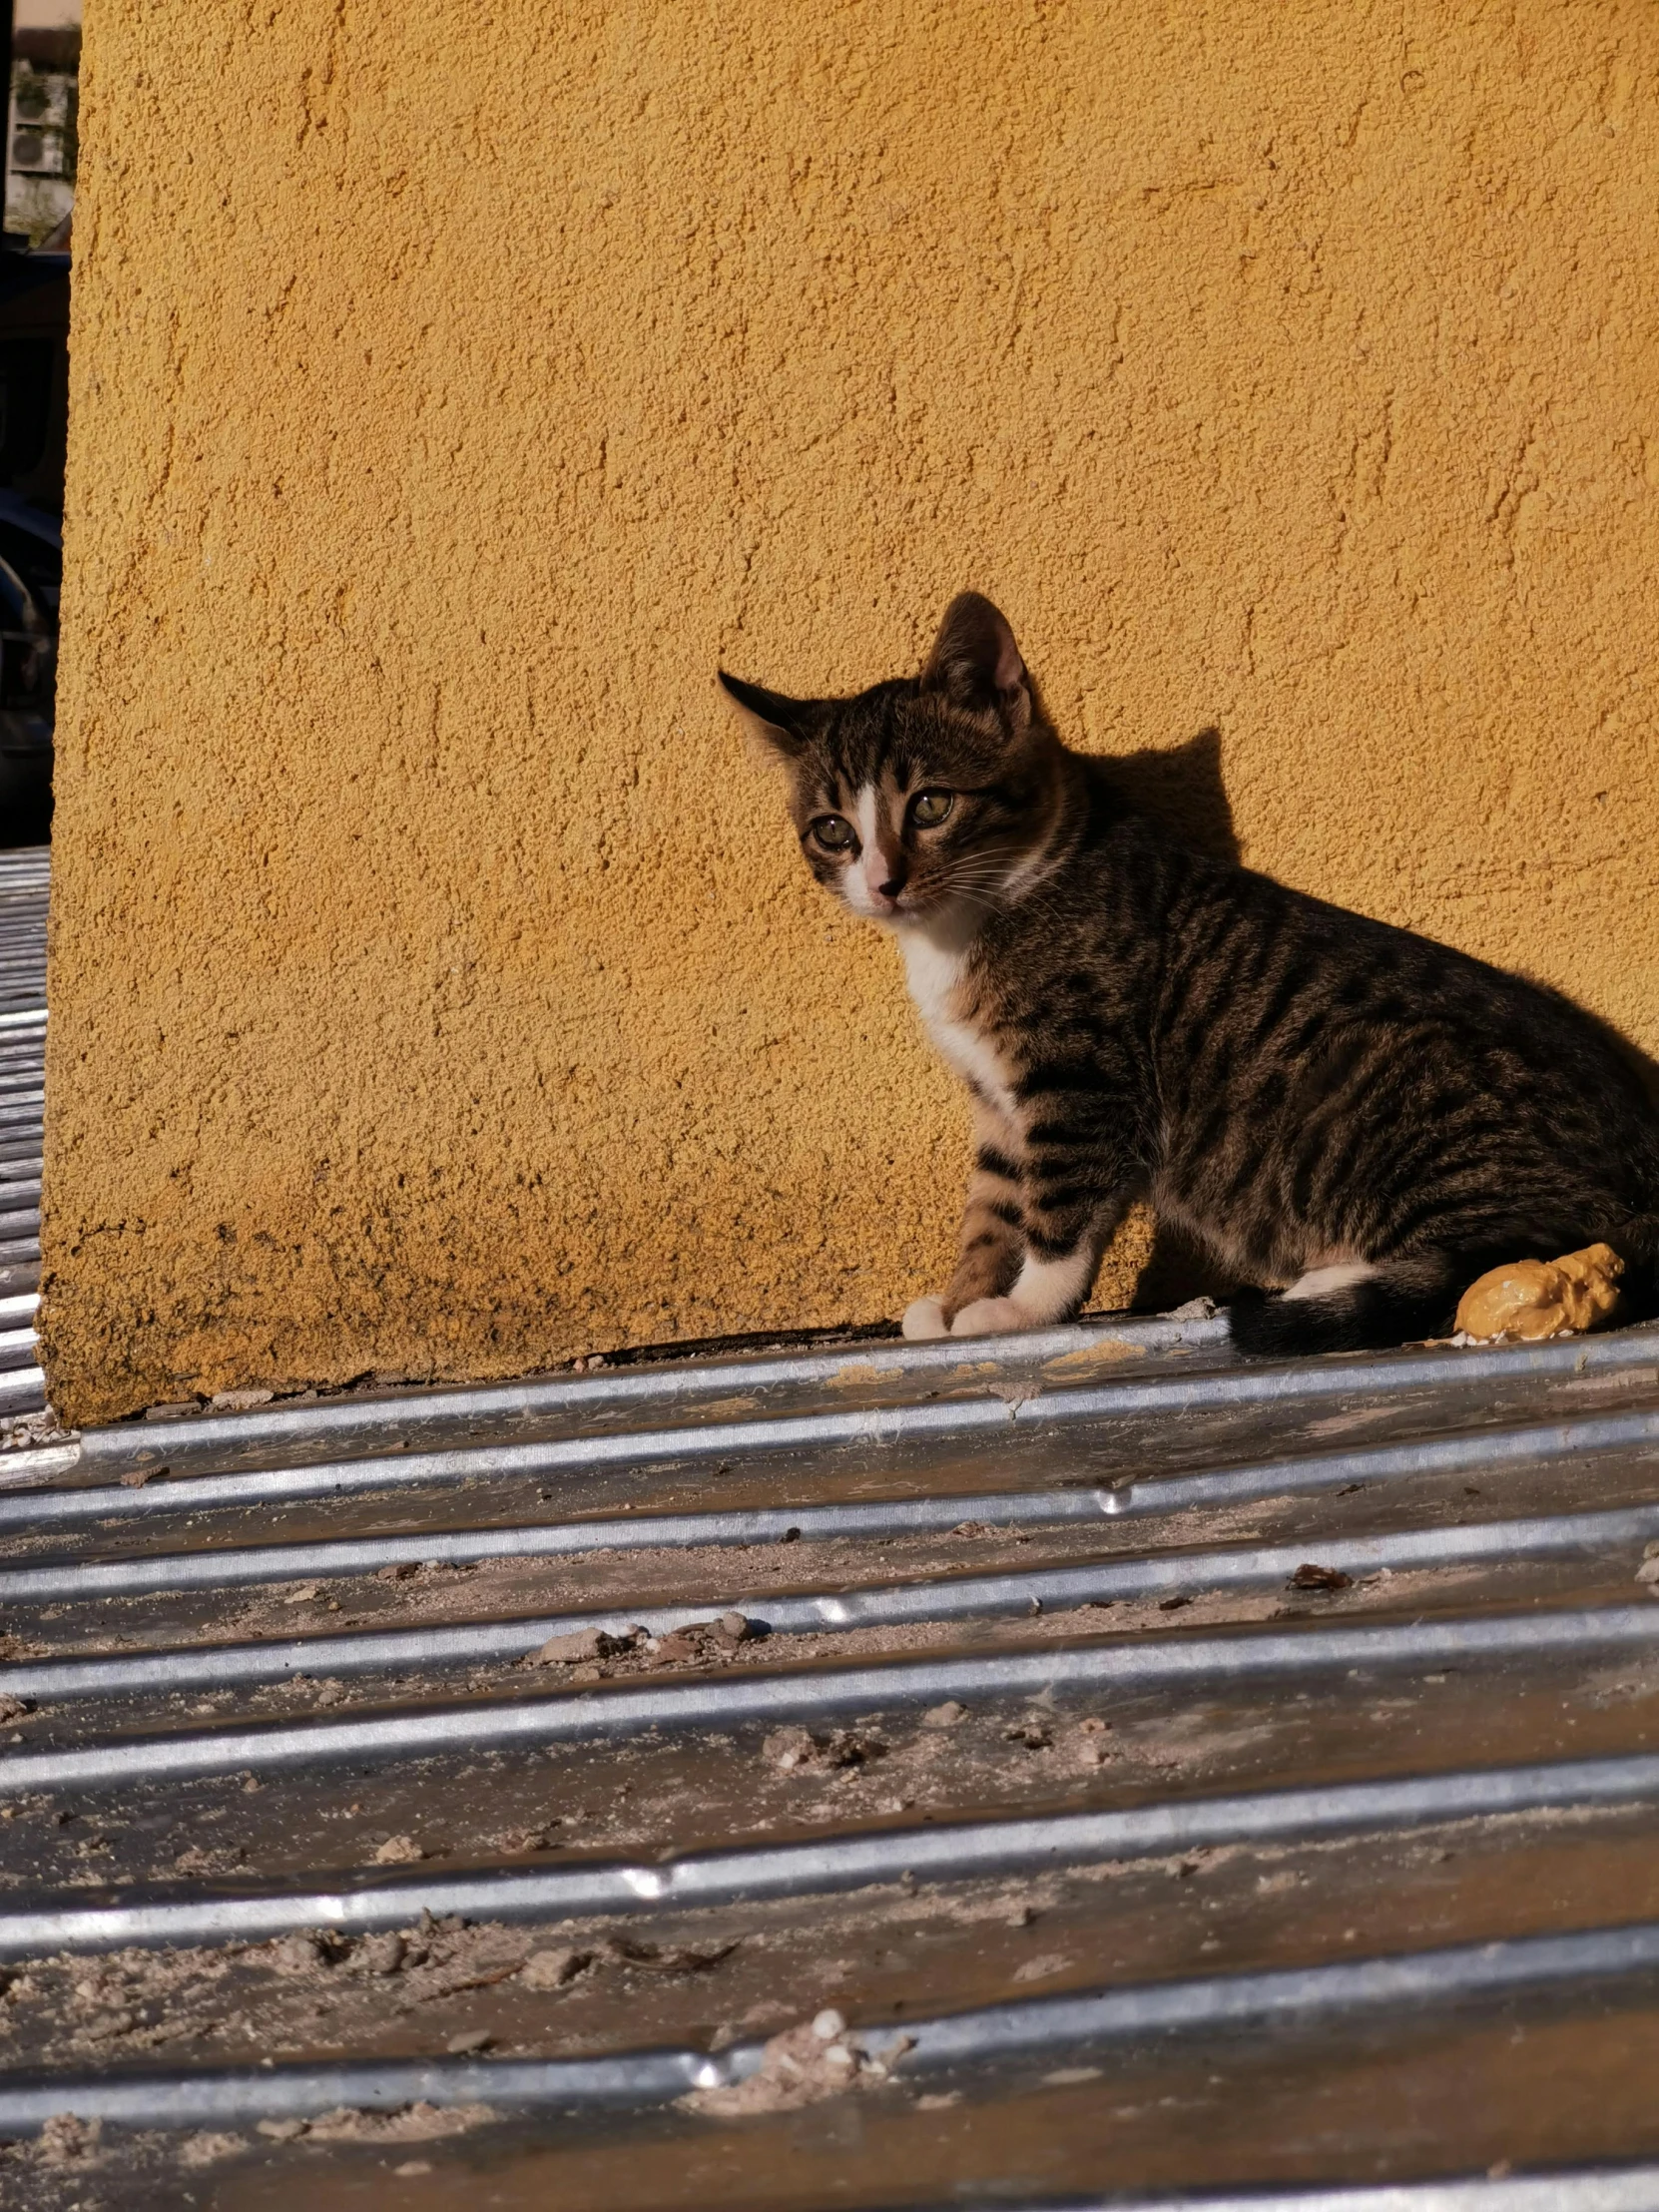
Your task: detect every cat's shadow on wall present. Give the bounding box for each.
[1098,723,1241,871]
[1093,725,1246,1312]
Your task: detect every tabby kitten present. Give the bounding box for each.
[720,595,1659,1355]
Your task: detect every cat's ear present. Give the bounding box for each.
[718,670,818,758]
[921,593,1030,730]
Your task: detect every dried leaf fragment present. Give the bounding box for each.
[1290,1563,1354,1592]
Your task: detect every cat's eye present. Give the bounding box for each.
[810,815,855,852]
[911,789,954,828]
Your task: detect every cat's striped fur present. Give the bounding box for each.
[721,594,1659,1355]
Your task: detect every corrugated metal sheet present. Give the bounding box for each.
[4,843,1659,2211]
[0,849,47,1447]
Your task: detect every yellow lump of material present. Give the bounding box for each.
[1454,1244,1625,1344]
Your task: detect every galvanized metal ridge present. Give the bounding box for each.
[6,1748,1657,1956]
[7,1602,1659,1795]
[54,1317,1659,1493]
[6,1399,1656,1590]
[896,1917,1659,2066]
[8,1498,1658,1699]
[0,1920,1656,2133]
[941,2175,1659,2211]
[13,1318,1659,1507]
[3,1474,1114,1558]
[70,1313,1235,1474]
[0,1367,45,1414]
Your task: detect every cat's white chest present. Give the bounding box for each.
[900,935,1015,1117]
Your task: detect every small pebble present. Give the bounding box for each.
[395,2163,433,2178]
[354,1932,405,1975]
[446,2028,494,2054]
[521,1946,587,1990]
[281,1583,320,1606]
[256,2116,307,2141]
[650,1630,701,1663]
[527,1628,605,1665]
[270,1932,329,1976]
[811,2007,846,2041]
[529,1626,636,1665]
[373,1834,425,1865]
[762,1725,816,1770]
[921,1701,965,1728]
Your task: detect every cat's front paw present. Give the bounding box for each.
[949,1296,1035,1338]
[901,1296,950,1341]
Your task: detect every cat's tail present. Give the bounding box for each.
[1231,1219,1659,1361]
[1227,1254,1470,1360]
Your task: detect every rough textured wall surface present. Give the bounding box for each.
[42,0,1659,1423]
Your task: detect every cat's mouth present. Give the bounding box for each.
[845,880,978,928]
[845,886,912,922]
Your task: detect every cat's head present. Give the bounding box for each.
[720,594,1066,929]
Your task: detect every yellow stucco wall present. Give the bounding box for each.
[41,0,1659,1424]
